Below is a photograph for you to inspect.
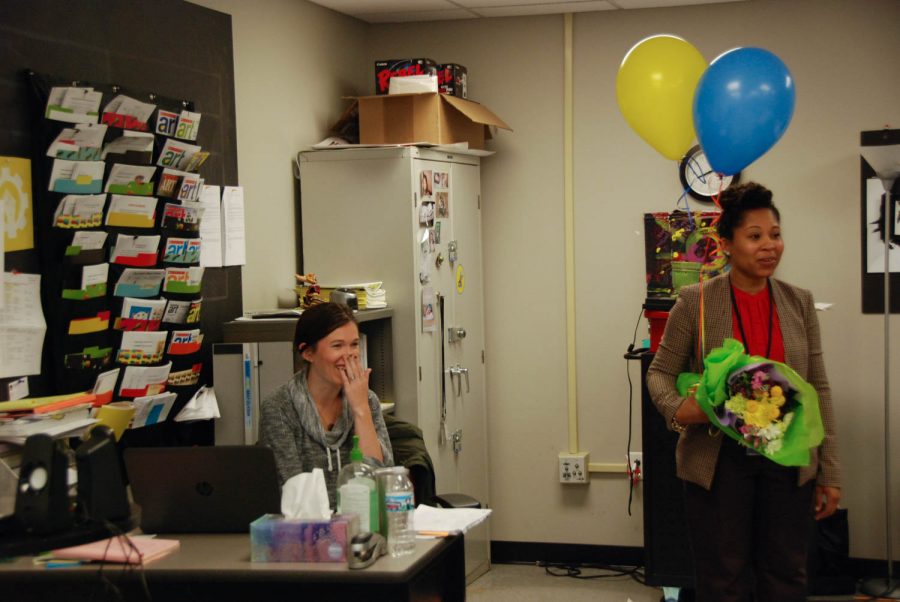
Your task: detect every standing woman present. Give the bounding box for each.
[260,303,393,508]
[646,182,841,601]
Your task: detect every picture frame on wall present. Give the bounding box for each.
[860,150,900,314]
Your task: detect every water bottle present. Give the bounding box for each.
[382,466,415,557]
[337,436,378,533]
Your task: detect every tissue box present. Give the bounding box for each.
[375,58,438,95]
[250,513,359,563]
[438,64,467,99]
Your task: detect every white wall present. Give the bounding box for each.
[200,0,900,560]
[190,0,368,311]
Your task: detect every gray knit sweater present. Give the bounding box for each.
[259,369,394,509]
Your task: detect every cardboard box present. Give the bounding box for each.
[250,513,358,563]
[438,64,467,99]
[351,92,511,150]
[375,58,438,95]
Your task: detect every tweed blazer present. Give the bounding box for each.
[646,273,841,490]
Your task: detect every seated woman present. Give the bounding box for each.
[259,302,394,508]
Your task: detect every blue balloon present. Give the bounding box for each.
[693,47,795,176]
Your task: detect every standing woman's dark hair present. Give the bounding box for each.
[293,303,358,365]
[716,182,781,241]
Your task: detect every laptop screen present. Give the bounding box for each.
[123,446,281,534]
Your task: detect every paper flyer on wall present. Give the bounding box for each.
[105,164,156,196]
[157,138,205,172]
[0,272,47,378]
[110,234,160,267]
[68,310,110,335]
[54,194,105,229]
[161,201,203,233]
[45,86,102,123]
[114,268,165,298]
[198,185,223,267]
[176,110,201,141]
[162,298,202,325]
[117,331,167,365]
[102,95,156,130]
[168,362,202,387]
[105,195,157,229]
[116,297,166,331]
[102,131,154,162]
[119,363,171,397]
[49,159,104,194]
[1,156,34,252]
[154,110,202,142]
[222,186,246,266]
[163,237,201,264]
[131,392,177,428]
[163,266,204,295]
[167,328,203,355]
[92,368,121,405]
[46,124,107,160]
[62,262,108,300]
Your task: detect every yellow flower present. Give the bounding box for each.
[746,400,759,413]
[770,386,783,397]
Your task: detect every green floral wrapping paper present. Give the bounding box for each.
[677,338,825,466]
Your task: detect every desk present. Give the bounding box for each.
[0,532,466,601]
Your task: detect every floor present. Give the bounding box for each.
[466,565,875,602]
[466,563,666,602]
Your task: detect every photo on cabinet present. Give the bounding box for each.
[436,192,448,217]
[420,169,433,200]
[422,287,436,333]
[419,200,434,226]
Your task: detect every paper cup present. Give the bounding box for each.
[93,401,135,441]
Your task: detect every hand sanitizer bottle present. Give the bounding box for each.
[337,436,378,533]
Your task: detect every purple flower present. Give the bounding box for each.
[751,370,766,390]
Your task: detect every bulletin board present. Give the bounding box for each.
[0,0,242,446]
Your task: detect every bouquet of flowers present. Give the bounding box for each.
[677,338,825,466]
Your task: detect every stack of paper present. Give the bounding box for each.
[0,393,97,445]
[413,505,492,535]
[52,535,180,565]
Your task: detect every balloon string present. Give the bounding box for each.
[696,174,728,370]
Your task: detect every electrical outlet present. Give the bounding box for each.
[558,451,589,484]
[627,452,643,482]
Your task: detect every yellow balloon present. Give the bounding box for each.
[616,35,707,161]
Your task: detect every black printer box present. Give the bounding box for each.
[374,58,439,95]
[438,64,467,99]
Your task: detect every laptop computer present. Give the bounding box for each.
[123,446,281,534]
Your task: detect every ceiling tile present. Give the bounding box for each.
[612,0,745,8]
[470,1,616,17]
[358,8,480,22]
[309,0,457,15]
[457,0,600,5]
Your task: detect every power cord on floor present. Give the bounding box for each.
[540,560,646,584]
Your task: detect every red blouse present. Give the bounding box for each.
[730,284,785,362]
